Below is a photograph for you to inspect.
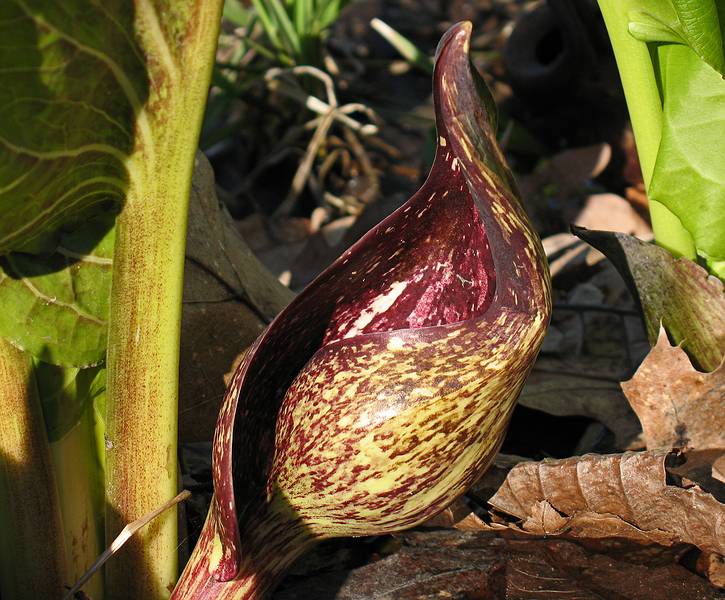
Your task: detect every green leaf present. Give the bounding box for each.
[648,44,725,269]
[0,214,113,367]
[628,0,725,76]
[0,1,145,254]
[573,227,725,372]
[1,2,223,596]
[318,1,347,30]
[223,0,252,27]
[371,18,434,75]
[267,0,301,56]
[34,361,105,442]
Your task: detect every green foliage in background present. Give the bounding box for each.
[225,0,349,67]
[599,0,725,279]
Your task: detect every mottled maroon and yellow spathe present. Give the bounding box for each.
[173,21,552,600]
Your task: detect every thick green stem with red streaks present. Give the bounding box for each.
[104,3,223,599]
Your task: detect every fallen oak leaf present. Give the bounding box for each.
[715,455,725,485]
[185,152,294,318]
[666,449,725,505]
[519,355,641,450]
[180,155,295,442]
[486,449,725,556]
[621,327,725,450]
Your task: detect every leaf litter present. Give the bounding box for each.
[622,328,725,451]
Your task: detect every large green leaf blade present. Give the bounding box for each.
[0,215,114,366]
[648,44,725,270]
[0,1,145,254]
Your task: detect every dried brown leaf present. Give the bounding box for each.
[180,154,294,441]
[697,552,725,588]
[487,449,725,555]
[520,355,641,449]
[420,497,488,531]
[276,530,721,600]
[621,327,725,450]
[520,144,611,206]
[185,152,294,317]
[715,455,725,484]
[667,449,725,503]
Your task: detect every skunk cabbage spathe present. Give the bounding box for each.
[173,21,551,600]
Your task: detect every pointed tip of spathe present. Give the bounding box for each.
[434,21,472,63]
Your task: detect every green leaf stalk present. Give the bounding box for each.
[0,338,68,600]
[597,0,697,261]
[103,3,223,599]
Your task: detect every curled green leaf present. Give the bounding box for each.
[627,0,725,76]
[573,226,725,372]
[647,44,725,273]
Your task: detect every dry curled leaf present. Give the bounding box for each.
[185,153,294,317]
[486,449,725,556]
[572,228,725,372]
[621,327,725,450]
[520,355,641,450]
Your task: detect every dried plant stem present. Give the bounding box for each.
[65,491,191,600]
[264,65,380,216]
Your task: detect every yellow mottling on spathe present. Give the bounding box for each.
[273,299,545,537]
[458,369,481,383]
[410,387,436,399]
[356,411,372,429]
[388,336,405,350]
[207,530,224,573]
[322,388,337,402]
[439,136,447,147]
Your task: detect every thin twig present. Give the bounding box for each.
[63,490,192,600]
[265,66,379,134]
[275,109,337,217]
[262,65,381,215]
